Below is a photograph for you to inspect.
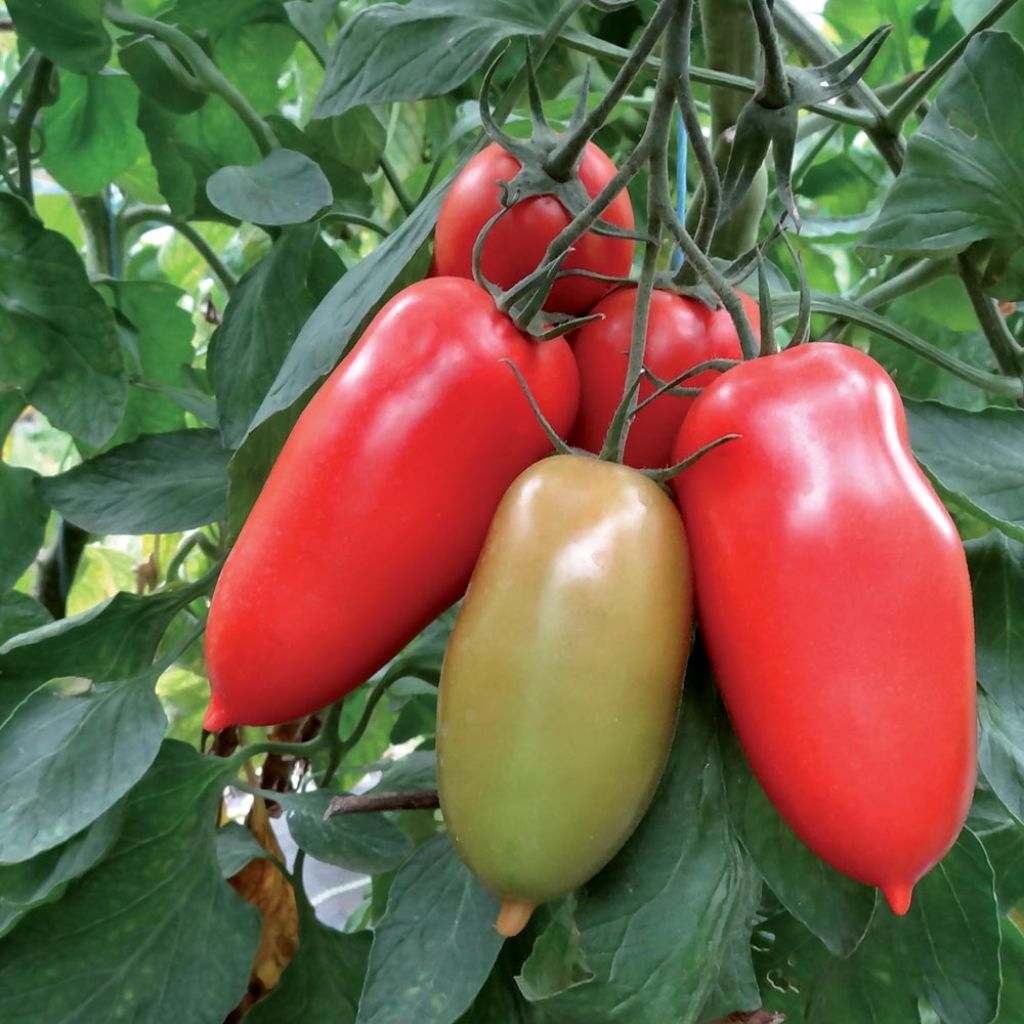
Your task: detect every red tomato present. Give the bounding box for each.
[433,141,635,315]
[570,287,759,468]
[204,278,580,730]
[672,342,976,914]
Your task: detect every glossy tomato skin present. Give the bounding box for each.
[570,288,759,468]
[433,141,635,315]
[438,455,692,932]
[204,278,580,730]
[671,342,976,913]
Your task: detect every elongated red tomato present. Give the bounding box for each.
[204,278,579,730]
[438,456,692,937]
[433,141,634,315]
[671,343,975,914]
[570,288,759,468]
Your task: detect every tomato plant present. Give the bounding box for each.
[569,286,759,467]
[1,1,1023,1022]
[433,141,635,314]
[205,277,578,729]
[672,342,977,913]
[437,455,692,937]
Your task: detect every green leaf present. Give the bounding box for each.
[0,193,126,447]
[527,668,759,1024]
[211,225,338,448]
[215,821,277,877]
[979,691,1024,823]
[863,32,1024,255]
[371,749,438,793]
[977,820,1024,913]
[0,463,48,593]
[996,917,1024,1024]
[37,428,230,534]
[0,672,167,864]
[285,0,334,64]
[246,898,371,1024]
[119,36,208,114]
[206,149,333,225]
[516,897,594,1002]
[355,833,504,1024]
[98,280,197,449]
[892,830,1000,1024]
[807,830,1000,1024]
[954,0,1024,44]
[720,724,876,956]
[0,593,51,647]
[284,789,413,875]
[967,532,1024,717]
[0,742,261,1023]
[314,0,551,117]
[214,20,298,115]
[0,803,124,937]
[6,0,111,73]
[163,0,287,36]
[309,107,388,174]
[0,578,209,724]
[905,400,1024,541]
[41,71,147,196]
[250,180,442,431]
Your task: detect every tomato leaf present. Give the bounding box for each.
[0,462,48,593]
[206,149,333,226]
[905,400,1024,542]
[968,532,1024,719]
[0,593,51,647]
[6,0,110,73]
[37,428,231,534]
[355,833,504,1024]
[0,579,209,725]
[863,32,1024,256]
[720,724,876,957]
[314,0,552,117]
[0,802,124,938]
[0,672,167,864]
[283,790,413,876]
[979,692,1024,824]
[216,821,277,877]
[249,182,441,434]
[523,666,760,1024]
[96,280,197,450]
[0,193,126,447]
[211,225,339,448]
[0,742,260,1023]
[41,71,146,196]
[246,897,371,1024]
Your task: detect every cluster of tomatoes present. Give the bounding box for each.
[205,141,976,935]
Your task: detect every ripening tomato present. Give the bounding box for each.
[671,342,976,914]
[569,287,759,468]
[204,278,580,730]
[438,455,693,937]
[433,141,635,315]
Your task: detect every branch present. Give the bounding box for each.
[121,205,237,292]
[324,790,440,817]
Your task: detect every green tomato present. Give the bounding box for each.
[437,455,693,936]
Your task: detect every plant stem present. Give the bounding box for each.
[959,256,1024,388]
[121,205,238,292]
[9,53,53,205]
[324,790,440,817]
[104,3,277,157]
[546,0,675,179]
[379,156,414,215]
[884,0,1023,133]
